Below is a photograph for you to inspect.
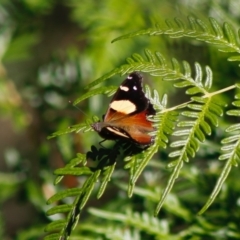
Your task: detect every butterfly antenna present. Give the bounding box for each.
[69,100,90,118]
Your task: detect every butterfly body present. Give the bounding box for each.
[92,72,156,146]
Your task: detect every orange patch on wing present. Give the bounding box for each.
[127,131,153,144]
[109,111,155,145]
[118,111,154,129]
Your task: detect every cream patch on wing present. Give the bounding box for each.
[106,127,129,138]
[120,85,129,91]
[110,100,136,114]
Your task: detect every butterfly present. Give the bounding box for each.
[92,72,156,146]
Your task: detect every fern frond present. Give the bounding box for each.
[73,86,117,105]
[88,208,170,239]
[45,142,128,239]
[199,93,240,214]
[45,170,101,240]
[155,96,226,215]
[54,166,92,176]
[45,33,238,239]
[124,94,178,197]
[112,16,240,59]
[125,146,156,197]
[54,153,87,185]
[83,50,212,102]
[97,163,116,198]
[78,222,141,240]
[47,188,82,204]
[48,117,97,139]
[118,182,191,220]
[144,85,162,110]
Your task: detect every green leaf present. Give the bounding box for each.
[80,170,101,209]
[187,103,203,111]
[169,150,181,158]
[47,188,82,204]
[232,100,240,107]
[186,86,203,95]
[45,220,66,232]
[48,121,94,139]
[219,153,231,160]
[73,86,117,105]
[183,61,191,78]
[208,102,224,116]
[85,71,119,90]
[177,121,195,127]
[204,66,213,90]
[54,167,92,176]
[205,111,219,126]
[223,22,237,46]
[195,127,206,142]
[209,17,224,39]
[221,144,235,151]
[189,137,199,150]
[194,62,203,84]
[226,123,240,132]
[171,58,181,72]
[191,96,207,104]
[172,129,191,136]
[155,159,184,215]
[198,159,233,214]
[228,55,240,62]
[182,111,199,118]
[46,204,72,216]
[199,121,211,135]
[170,140,188,148]
[145,48,157,64]
[97,163,116,198]
[227,109,240,116]
[186,145,196,157]
[174,80,193,88]
[163,74,182,81]
[221,135,240,144]
[44,233,61,240]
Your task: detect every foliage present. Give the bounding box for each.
[1,1,240,240]
[45,16,240,240]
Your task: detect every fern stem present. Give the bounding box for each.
[203,84,236,98]
[163,84,235,114]
[162,100,192,113]
[198,158,233,215]
[155,159,184,215]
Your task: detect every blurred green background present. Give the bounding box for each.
[1,0,240,239]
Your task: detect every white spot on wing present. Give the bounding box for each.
[133,86,137,90]
[110,100,136,114]
[127,76,133,79]
[120,85,129,91]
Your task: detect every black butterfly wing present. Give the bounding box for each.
[104,72,155,121]
[92,72,156,145]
